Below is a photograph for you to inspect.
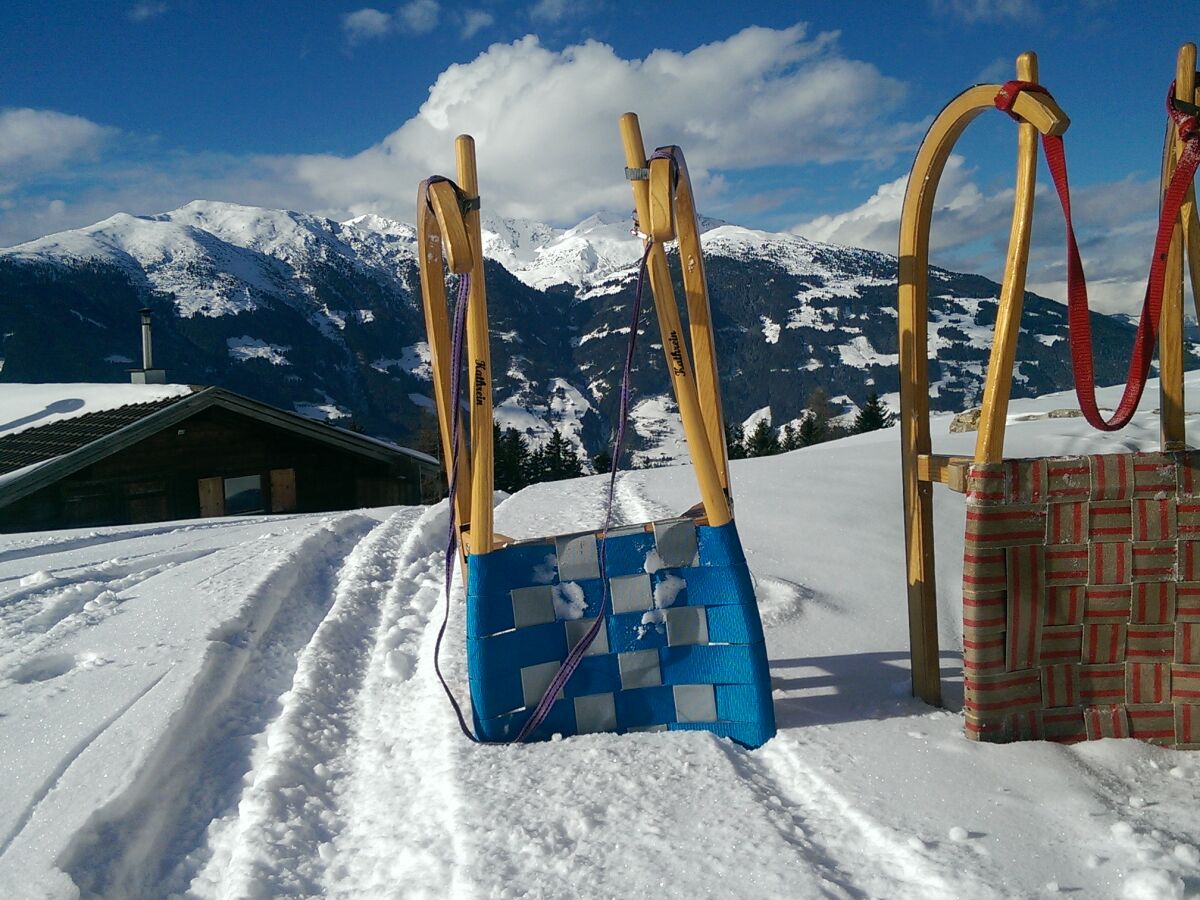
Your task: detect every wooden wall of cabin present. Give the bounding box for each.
[0,406,435,533]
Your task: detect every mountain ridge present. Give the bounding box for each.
[0,200,1163,466]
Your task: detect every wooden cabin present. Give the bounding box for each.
[0,385,440,533]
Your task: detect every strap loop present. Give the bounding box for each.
[1003,80,1200,432]
[993,80,1051,120]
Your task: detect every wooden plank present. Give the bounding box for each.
[974,52,1042,465]
[619,113,731,527]
[1158,43,1196,450]
[917,454,970,492]
[269,467,297,512]
[427,180,474,275]
[667,148,732,498]
[647,155,676,242]
[197,476,224,517]
[416,181,472,539]
[456,135,495,553]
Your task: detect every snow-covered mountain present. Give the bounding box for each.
[0,201,1159,463]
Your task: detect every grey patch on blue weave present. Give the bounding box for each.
[618,648,662,690]
[573,692,617,734]
[565,617,609,656]
[653,518,699,568]
[605,524,647,538]
[626,723,669,733]
[609,572,653,613]
[511,585,556,628]
[520,660,564,708]
[555,533,600,581]
[665,606,709,647]
[673,684,717,723]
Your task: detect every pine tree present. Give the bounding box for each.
[798,388,833,446]
[852,392,895,434]
[413,414,447,499]
[538,429,585,482]
[726,423,747,460]
[745,418,781,457]
[494,424,532,493]
[592,448,613,474]
[798,413,824,447]
[780,422,801,451]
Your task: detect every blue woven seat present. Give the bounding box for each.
[467,519,776,747]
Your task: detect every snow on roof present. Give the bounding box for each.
[0,383,196,440]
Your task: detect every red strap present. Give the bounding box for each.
[994,81,1200,432]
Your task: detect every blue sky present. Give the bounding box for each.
[0,0,1195,312]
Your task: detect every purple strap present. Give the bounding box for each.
[433,271,478,742]
[514,238,655,742]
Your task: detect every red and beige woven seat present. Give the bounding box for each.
[898,46,1200,746]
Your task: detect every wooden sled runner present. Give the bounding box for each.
[899,47,1200,746]
[416,124,775,747]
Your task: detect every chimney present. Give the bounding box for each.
[129,307,167,384]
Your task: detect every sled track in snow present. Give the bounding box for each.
[185,507,424,897]
[56,511,379,899]
[321,501,477,898]
[734,733,999,899]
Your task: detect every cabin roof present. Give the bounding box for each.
[0,384,436,508]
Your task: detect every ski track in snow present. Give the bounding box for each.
[322,501,475,899]
[183,507,424,898]
[49,512,378,899]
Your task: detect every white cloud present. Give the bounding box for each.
[398,0,440,34]
[287,26,910,226]
[343,2,439,43]
[342,8,393,43]
[795,156,1166,316]
[461,9,494,39]
[127,2,168,22]
[930,0,1039,22]
[529,0,569,22]
[794,155,1012,254]
[0,108,115,188]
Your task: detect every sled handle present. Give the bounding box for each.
[416,176,476,549]
[1159,43,1199,448]
[898,51,1068,706]
[645,145,732,498]
[972,53,1068,464]
[456,135,496,555]
[620,113,732,526]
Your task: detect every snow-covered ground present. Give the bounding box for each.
[4,377,1200,899]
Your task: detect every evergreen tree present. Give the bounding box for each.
[852,392,895,434]
[413,414,447,500]
[592,448,613,474]
[745,418,781,457]
[726,423,747,460]
[494,424,532,493]
[780,422,801,451]
[798,413,824,447]
[798,387,833,447]
[525,444,546,485]
[538,429,585,482]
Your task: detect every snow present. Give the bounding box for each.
[0,383,194,439]
[225,336,290,366]
[837,335,900,369]
[761,315,781,344]
[4,375,1200,897]
[371,342,431,380]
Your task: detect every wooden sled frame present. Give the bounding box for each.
[417,122,739,564]
[898,46,1200,706]
[619,112,732,524]
[416,136,497,559]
